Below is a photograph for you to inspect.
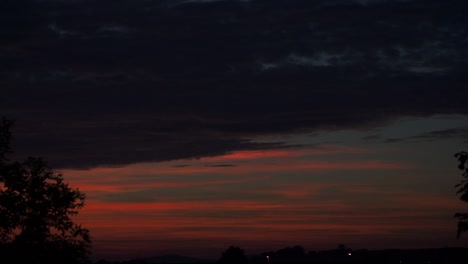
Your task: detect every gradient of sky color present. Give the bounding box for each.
[1,0,467,261]
[63,114,467,260]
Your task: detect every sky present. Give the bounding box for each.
[1,0,468,261]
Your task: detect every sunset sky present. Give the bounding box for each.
[1,0,468,261]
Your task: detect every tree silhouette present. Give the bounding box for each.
[0,118,13,161]
[454,151,468,238]
[218,246,249,264]
[0,118,91,264]
[274,245,306,261]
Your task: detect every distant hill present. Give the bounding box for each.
[133,255,214,264]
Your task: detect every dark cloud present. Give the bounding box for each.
[415,128,468,140]
[383,128,468,144]
[1,0,467,168]
[205,164,237,167]
[172,164,191,168]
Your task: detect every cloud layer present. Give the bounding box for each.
[2,0,467,168]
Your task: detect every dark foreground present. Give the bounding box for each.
[95,247,468,264]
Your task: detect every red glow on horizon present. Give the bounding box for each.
[57,143,468,259]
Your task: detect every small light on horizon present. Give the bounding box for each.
[348,252,352,256]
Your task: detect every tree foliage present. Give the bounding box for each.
[0,118,91,264]
[454,151,468,238]
[218,246,249,264]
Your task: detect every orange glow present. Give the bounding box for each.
[68,175,270,193]
[83,200,288,212]
[200,145,367,162]
[58,143,468,259]
[204,150,303,160]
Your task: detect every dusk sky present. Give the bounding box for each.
[1,0,468,261]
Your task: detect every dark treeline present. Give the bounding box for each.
[94,245,468,264]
